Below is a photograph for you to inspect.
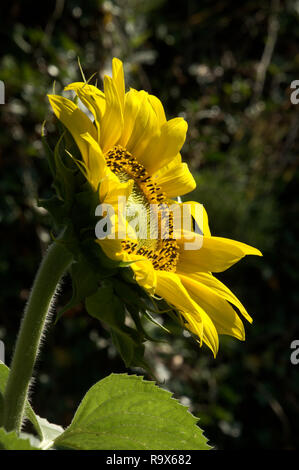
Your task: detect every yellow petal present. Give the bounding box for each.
[152,156,196,198]
[181,201,211,236]
[96,175,135,254]
[148,94,166,125]
[97,238,125,262]
[64,82,106,138]
[118,88,143,147]
[155,270,219,356]
[177,234,262,273]
[170,201,210,241]
[80,132,107,190]
[179,273,246,340]
[142,117,188,174]
[98,236,157,294]
[187,272,252,323]
[112,58,125,113]
[131,257,157,294]
[100,173,133,208]
[100,76,123,152]
[48,94,97,166]
[125,91,159,162]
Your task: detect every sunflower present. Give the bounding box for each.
[48,58,262,357]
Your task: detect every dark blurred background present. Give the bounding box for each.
[0,0,299,449]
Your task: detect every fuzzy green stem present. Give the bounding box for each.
[2,239,72,432]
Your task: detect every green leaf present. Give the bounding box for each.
[54,373,210,450]
[32,416,63,450]
[0,428,39,450]
[0,362,63,449]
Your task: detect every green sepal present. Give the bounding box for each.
[85,284,144,366]
[55,254,99,323]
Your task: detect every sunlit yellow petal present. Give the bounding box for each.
[96,175,135,254]
[64,82,106,138]
[131,258,157,294]
[181,201,211,236]
[179,273,246,340]
[148,94,166,125]
[100,76,123,152]
[112,58,125,113]
[80,132,107,189]
[155,270,219,356]
[142,117,188,174]
[100,173,133,208]
[152,157,196,198]
[155,271,202,333]
[177,233,262,273]
[125,91,159,162]
[118,88,142,147]
[48,94,96,166]
[97,238,125,262]
[188,272,252,323]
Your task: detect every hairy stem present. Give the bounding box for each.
[2,239,72,432]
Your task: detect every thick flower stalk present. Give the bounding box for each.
[48,58,262,357]
[2,238,72,432]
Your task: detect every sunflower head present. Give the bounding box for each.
[44,58,262,367]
